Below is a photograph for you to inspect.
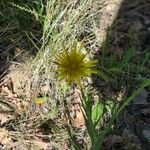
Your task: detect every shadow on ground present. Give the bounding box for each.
[92,0,150,149]
[0,1,42,85]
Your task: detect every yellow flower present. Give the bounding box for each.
[55,47,97,84]
[34,97,45,105]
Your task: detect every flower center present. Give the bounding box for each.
[71,63,76,69]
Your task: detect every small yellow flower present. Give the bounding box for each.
[34,97,45,105]
[55,47,97,84]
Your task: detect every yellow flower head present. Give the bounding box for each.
[55,47,97,84]
[34,97,45,105]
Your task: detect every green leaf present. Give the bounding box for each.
[121,47,135,66]
[109,68,124,74]
[97,71,109,83]
[118,79,150,114]
[92,101,104,127]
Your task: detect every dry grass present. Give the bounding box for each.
[0,0,104,149]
